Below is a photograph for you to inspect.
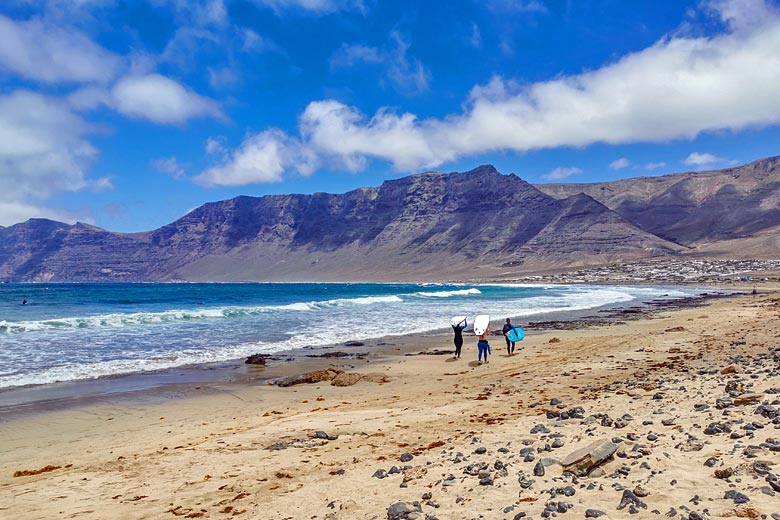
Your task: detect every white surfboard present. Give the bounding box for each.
[450,315,467,328]
[473,314,490,336]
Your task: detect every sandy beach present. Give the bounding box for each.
[2,289,780,520]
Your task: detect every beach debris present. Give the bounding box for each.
[13,465,62,477]
[560,439,617,476]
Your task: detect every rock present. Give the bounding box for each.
[561,439,618,477]
[549,337,560,343]
[387,501,421,520]
[344,341,365,347]
[725,381,744,395]
[373,469,388,479]
[331,372,362,387]
[734,394,762,406]
[633,485,650,497]
[704,457,719,467]
[714,467,733,479]
[479,477,493,486]
[585,510,606,518]
[313,431,338,440]
[617,489,647,510]
[533,461,545,477]
[400,453,414,462]
[245,353,269,365]
[277,368,343,387]
[361,373,392,384]
[474,447,486,454]
[720,365,738,374]
[704,422,732,435]
[677,438,704,452]
[724,490,750,504]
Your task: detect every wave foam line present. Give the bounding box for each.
[416,288,481,298]
[0,295,404,333]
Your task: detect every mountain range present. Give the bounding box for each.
[1,156,778,282]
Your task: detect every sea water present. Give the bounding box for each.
[0,283,697,390]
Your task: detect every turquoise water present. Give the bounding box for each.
[0,283,695,389]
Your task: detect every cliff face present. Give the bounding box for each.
[536,156,780,245]
[7,157,778,282]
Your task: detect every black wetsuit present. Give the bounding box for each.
[453,325,464,358]
[503,323,516,355]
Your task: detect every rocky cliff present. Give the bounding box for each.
[536,156,780,246]
[0,165,682,282]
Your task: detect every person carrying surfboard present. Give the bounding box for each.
[451,317,467,360]
[477,325,491,364]
[503,318,516,355]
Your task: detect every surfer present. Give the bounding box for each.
[502,318,516,355]
[452,318,466,359]
[477,325,491,364]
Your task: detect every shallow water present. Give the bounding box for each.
[0,282,696,389]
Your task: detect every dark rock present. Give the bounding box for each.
[343,341,365,347]
[585,509,605,518]
[245,353,270,365]
[617,489,647,510]
[387,501,421,520]
[533,461,545,477]
[478,477,493,486]
[373,469,388,479]
[704,422,732,435]
[724,490,749,504]
[474,447,486,455]
[400,453,414,462]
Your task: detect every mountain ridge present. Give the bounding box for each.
[2,158,778,282]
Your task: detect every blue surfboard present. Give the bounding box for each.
[506,327,525,342]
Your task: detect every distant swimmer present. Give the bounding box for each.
[22,299,27,305]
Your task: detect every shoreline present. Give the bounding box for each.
[0,284,729,422]
[1,288,778,519]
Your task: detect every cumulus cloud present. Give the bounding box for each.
[683,152,727,167]
[645,162,667,171]
[0,14,121,84]
[152,157,186,179]
[110,74,223,124]
[330,32,430,94]
[194,130,299,186]
[543,166,583,181]
[200,0,780,186]
[609,158,631,170]
[0,90,101,226]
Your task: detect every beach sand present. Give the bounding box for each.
[1,290,779,519]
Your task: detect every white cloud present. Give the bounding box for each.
[253,0,366,14]
[470,23,482,48]
[110,74,223,124]
[0,201,93,227]
[240,29,282,54]
[330,43,383,68]
[152,157,186,179]
[609,157,631,170]
[194,130,297,186]
[0,14,121,84]
[645,162,667,171]
[205,136,227,154]
[0,90,101,226]
[201,0,780,186]
[330,32,430,94]
[683,152,727,167]
[208,66,238,88]
[543,166,583,181]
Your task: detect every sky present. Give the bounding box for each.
[1,0,780,232]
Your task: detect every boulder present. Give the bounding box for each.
[245,353,270,365]
[276,368,343,387]
[331,373,362,387]
[561,439,618,477]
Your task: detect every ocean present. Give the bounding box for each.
[0,282,698,390]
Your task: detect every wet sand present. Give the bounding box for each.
[2,290,780,519]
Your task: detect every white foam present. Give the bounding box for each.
[416,288,481,298]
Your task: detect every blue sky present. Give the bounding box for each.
[1,0,780,231]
